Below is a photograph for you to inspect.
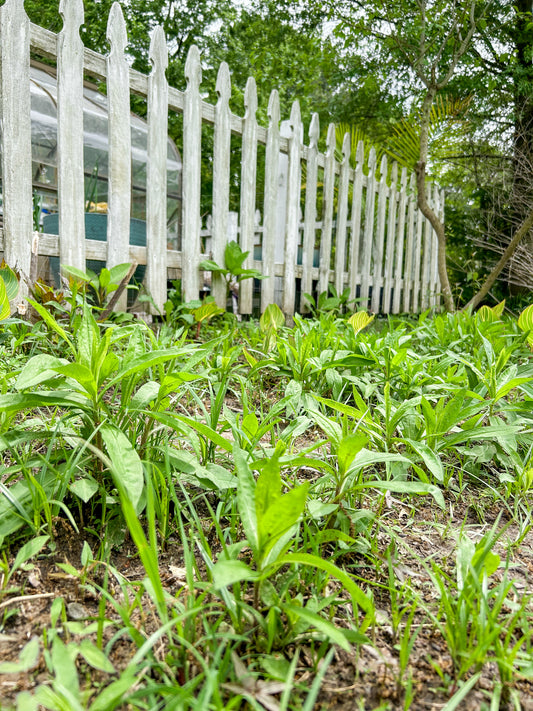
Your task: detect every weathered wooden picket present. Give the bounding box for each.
[0,0,443,317]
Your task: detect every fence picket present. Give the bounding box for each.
[348,141,365,308]
[334,132,351,296]
[58,0,85,272]
[212,61,231,308]
[403,173,417,312]
[106,3,131,310]
[261,90,280,312]
[383,162,398,314]
[182,45,202,303]
[412,206,424,312]
[145,27,169,313]
[371,154,388,313]
[392,167,408,314]
[360,147,377,309]
[239,77,258,315]
[421,194,433,311]
[430,185,442,309]
[0,0,33,303]
[301,113,319,312]
[319,124,336,295]
[282,101,302,321]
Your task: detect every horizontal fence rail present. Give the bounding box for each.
[0,0,443,317]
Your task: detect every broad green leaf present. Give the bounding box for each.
[0,391,89,415]
[234,445,259,555]
[15,354,69,390]
[225,240,248,273]
[258,483,309,556]
[363,479,445,509]
[242,412,259,438]
[212,558,259,588]
[337,433,368,475]
[108,263,132,285]
[78,640,115,674]
[255,453,283,519]
[100,424,144,510]
[281,603,352,650]
[323,354,377,370]
[52,363,97,398]
[88,670,138,711]
[0,473,57,537]
[129,381,161,410]
[106,348,192,389]
[51,636,79,696]
[0,637,40,673]
[12,536,49,578]
[190,462,237,491]
[260,303,285,332]
[28,299,75,354]
[69,477,99,503]
[0,276,10,321]
[348,311,375,336]
[199,259,227,274]
[61,265,91,283]
[0,263,19,301]
[401,438,444,483]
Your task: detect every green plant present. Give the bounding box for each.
[61,263,136,314]
[200,240,265,306]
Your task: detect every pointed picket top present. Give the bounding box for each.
[59,0,84,29]
[309,113,319,149]
[107,2,127,54]
[368,146,377,173]
[400,166,408,190]
[326,122,336,154]
[185,44,202,89]
[390,161,398,187]
[290,99,301,133]
[149,25,168,74]
[379,154,388,182]
[355,140,365,166]
[2,0,27,20]
[244,76,258,118]
[216,61,231,103]
[341,131,351,163]
[267,88,280,126]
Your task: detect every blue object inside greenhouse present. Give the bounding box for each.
[43,213,146,287]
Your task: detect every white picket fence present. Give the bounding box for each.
[0,0,443,317]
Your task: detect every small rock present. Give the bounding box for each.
[67,602,89,621]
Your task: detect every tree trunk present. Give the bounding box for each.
[465,204,533,311]
[415,90,456,312]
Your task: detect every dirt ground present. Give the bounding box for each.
[1,495,533,710]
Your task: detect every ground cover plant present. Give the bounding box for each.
[1,289,533,710]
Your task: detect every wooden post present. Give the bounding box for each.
[261,90,280,312]
[146,26,168,314]
[239,77,258,315]
[392,167,408,314]
[58,0,85,272]
[402,173,416,313]
[282,101,302,321]
[301,113,319,312]
[0,0,33,305]
[319,123,336,296]
[348,141,365,308]
[212,61,231,308]
[383,162,398,314]
[371,154,388,313]
[360,147,377,309]
[106,2,131,311]
[182,45,202,303]
[334,131,351,296]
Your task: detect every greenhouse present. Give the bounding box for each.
[3,60,182,251]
